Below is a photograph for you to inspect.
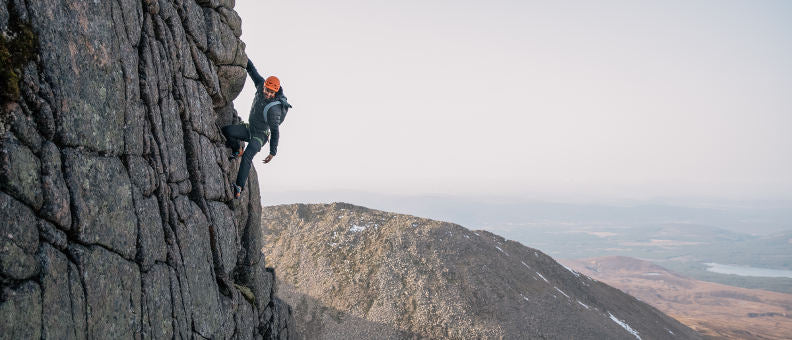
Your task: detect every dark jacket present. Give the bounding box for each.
[247,60,288,156]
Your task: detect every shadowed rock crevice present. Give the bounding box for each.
[1,0,294,338]
[278,282,422,340]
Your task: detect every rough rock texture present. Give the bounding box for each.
[262,203,703,340]
[0,1,294,339]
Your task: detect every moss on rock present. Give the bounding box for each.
[0,9,37,105]
[234,283,257,305]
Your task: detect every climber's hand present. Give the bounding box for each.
[263,154,274,164]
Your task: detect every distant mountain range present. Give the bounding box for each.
[260,203,700,339]
[561,256,792,340]
[488,223,792,295]
[260,191,792,235]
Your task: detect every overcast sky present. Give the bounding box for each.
[233,0,792,203]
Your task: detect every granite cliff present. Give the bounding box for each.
[261,203,702,339]
[1,0,293,338]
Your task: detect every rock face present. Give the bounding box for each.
[261,203,703,340]
[1,1,293,339]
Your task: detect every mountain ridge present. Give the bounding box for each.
[261,202,701,339]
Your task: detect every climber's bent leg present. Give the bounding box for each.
[221,124,250,151]
[235,137,263,189]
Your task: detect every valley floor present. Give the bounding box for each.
[561,257,792,340]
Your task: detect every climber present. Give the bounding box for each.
[222,58,291,199]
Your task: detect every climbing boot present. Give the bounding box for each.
[228,146,244,160]
[233,184,242,199]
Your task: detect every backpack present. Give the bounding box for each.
[260,96,292,125]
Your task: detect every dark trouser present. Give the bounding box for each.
[221,124,267,189]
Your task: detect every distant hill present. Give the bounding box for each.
[260,203,701,339]
[561,256,792,340]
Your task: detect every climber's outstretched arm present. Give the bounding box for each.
[246,59,265,88]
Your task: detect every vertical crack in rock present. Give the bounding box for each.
[66,260,86,340]
[1,0,294,339]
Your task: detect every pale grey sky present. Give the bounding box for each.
[234,0,792,202]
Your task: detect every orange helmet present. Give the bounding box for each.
[264,76,280,92]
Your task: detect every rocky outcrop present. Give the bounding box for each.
[1,1,293,339]
[261,203,702,339]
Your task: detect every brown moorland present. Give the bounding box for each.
[561,256,792,339]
